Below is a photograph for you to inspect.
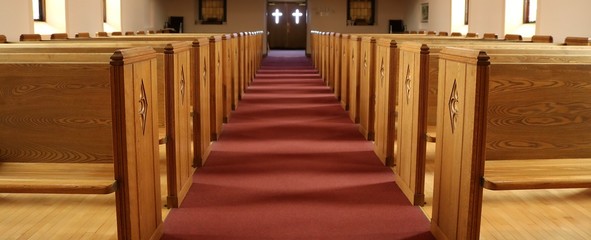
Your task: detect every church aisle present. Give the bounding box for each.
[161,50,434,240]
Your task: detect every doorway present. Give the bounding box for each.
[266,1,307,50]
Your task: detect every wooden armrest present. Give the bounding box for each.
[483,159,591,190]
[0,162,116,194]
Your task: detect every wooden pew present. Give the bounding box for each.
[0,41,201,208]
[392,40,591,206]
[431,47,591,239]
[314,32,579,206]
[96,31,109,37]
[62,32,242,126]
[450,32,462,37]
[0,34,7,43]
[0,48,163,239]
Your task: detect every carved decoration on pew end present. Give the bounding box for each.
[405,64,412,104]
[448,79,459,134]
[180,65,186,105]
[379,58,385,86]
[139,79,148,135]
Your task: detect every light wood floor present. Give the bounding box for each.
[420,142,591,239]
[0,145,171,239]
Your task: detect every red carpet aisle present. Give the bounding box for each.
[161,50,434,240]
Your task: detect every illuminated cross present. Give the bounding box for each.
[272,9,283,24]
[292,9,303,24]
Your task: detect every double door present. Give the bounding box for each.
[267,2,307,49]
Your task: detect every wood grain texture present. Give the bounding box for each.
[0,63,113,163]
[487,64,591,160]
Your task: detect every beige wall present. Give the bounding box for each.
[67,0,104,36]
[0,1,33,42]
[537,0,591,43]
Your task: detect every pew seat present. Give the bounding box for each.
[483,159,591,190]
[0,163,116,194]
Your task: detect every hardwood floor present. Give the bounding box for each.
[419,142,591,239]
[0,145,171,239]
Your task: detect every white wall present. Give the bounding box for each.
[468,0,504,36]
[0,1,33,42]
[67,0,104,36]
[537,0,591,44]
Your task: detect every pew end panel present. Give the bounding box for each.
[209,36,224,141]
[340,34,351,110]
[348,35,362,123]
[358,36,377,140]
[430,48,489,240]
[163,42,196,208]
[394,42,430,206]
[192,38,212,167]
[373,38,399,167]
[110,47,164,239]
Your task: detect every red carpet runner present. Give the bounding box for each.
[161,50,434,240]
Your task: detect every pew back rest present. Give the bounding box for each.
[532,35,553,43]
[50,33,68,40]
[20,34,42,41]
[75,32,91,38]
[504,34,522,41]
[0,62,113,163]
[564,36,591,46]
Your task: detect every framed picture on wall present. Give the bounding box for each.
[421,3,429,23]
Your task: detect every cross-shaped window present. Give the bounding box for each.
[292,9,303,24]
[272,9,283,24]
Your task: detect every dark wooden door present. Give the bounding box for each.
[267,2,307,49]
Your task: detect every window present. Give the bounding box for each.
[32,0,45,21]
[347,0,375,26]
[523,0,537,23]
[199,0,227,24]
